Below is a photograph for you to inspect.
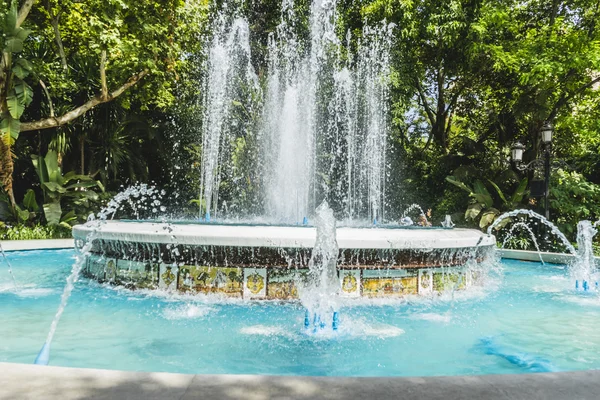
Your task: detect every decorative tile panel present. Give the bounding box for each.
[339,269,361,297]
[243,268,267,299]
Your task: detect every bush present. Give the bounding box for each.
[550,169,600,238]
[0,223,72,240]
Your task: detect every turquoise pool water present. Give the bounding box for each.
[1,249,600,376]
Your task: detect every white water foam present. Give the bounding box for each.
[412,313,452,323]
[162,304,215,320]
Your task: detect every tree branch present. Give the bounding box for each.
[20,69,149,132]
[415,80,436,127]
[52,12,68,71]
[17,0,35,28]
[39,79,54,117]
[548,75,600,121]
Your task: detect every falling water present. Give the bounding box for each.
[299,201,339,331]
[200,0,394,222]
[199,12,259,220]
[488,209,577,255]
[571,221,598,287]
[501,222,545,265]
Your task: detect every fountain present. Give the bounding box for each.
[491,209,599,289]
[70,0,496,301]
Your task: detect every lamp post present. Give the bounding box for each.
[510,122,554,219]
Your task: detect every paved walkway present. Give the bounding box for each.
[0,239,74,251]
[0,363,599,400]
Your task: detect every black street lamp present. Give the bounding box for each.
[510,122,555,219]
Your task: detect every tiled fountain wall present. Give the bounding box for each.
[83,254,478,300]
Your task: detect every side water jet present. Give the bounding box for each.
[488,209,577,255]
[300,201,340,332]
[501,222,545,265]
[35,184,164,365]
[34,241,91,365]
[0,242,18,288]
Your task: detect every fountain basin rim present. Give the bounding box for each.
[73,221,495,250]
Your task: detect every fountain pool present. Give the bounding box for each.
[3,248,600,376]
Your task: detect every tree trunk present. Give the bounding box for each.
[80,136,85,175]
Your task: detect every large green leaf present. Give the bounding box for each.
[16,58,33,72]
[14,28,31,42]
[479,208,500,229]
[510,178,529,205]
[42,182,68,194]
[16,207,30,223]
[31,154,50,187]
[59,210,78,229]
[65,181,98,190]
[43,151,62,184]
[471,180,493,208]
[63,171,93,184]
[465,203,483,221]
[14,81,33,106]
[23,189,39,212]
[13,64,29,79]
[43,202,62,226]
[446,176,472,193]
[487,179,508,205]
[4,38,23,53]
[6,93,24,119]
[4,1,17,32]
[0,115,20,140]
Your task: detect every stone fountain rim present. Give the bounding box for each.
[72,220,496,250]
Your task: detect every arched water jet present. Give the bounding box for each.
[501,222,545,265]
[488,209,576,255]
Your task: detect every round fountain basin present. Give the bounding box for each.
[72,221,495,300]
[73,221,494,249]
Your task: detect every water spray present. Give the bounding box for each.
[0,242,18,288]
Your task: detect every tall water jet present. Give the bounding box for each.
[572,221,598,288]
[300,201,339,331]
[205,0,395,222]
[199,12,258,220]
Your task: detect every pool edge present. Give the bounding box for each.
[1,362,599,400]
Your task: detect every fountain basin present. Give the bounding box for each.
[73,221,495,299]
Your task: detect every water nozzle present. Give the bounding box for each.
[332,311,339,331]
[34,342,50,365]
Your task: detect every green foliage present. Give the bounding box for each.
[1,0,34,143]
[31,150,104,226]
[0,222,72,240]
[446,176,528,229]
[549,169,600,237]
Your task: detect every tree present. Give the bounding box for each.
[1,0,207,207]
